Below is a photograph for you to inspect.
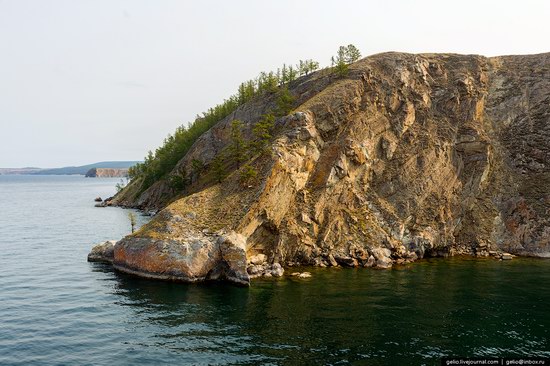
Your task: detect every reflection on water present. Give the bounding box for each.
[100,258,550,365]
[1,176,550,365]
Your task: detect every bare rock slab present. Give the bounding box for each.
[87,240,116,263]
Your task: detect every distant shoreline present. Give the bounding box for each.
[0,161,140,176]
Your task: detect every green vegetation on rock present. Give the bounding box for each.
[239,164,258,186]
[127,45,361,193]
[251,113,275,154]
[229,120,247,167]
[331,44,362,77]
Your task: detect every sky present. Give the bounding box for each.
[0,0,548,168]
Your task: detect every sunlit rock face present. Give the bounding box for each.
[105,52,550,282]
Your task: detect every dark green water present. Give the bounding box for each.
[1,176,549,365]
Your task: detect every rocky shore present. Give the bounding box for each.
[88,234,518,286]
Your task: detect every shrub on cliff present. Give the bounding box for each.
[239,164,258,186]
[190,159,205,183]
[252,113,275,154]
[168,172,188,191]
[275,87,295,117]
[125,50,342,193]
[298,59,320,76]
[115,179,126,192]
[331,44,362,77]
[211,154,226,183]
[229,120,248,167]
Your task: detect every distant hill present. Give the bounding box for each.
[0,161,140,175]
[0,167,42,175]
[32,161,140,175]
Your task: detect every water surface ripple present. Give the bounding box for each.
[0,176,549,365]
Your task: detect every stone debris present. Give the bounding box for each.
[246,262,285,279]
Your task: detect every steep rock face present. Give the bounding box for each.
[104,52,550,284]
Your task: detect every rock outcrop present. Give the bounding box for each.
[87,240,116,263]
[93,52,550,285]
[89,230,250,285]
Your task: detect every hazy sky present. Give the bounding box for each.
[1,0,548,167]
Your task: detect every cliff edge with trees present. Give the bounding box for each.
[93,48,550,285]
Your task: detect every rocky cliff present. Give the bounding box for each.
[85,168,129,178]
[95,52,550,285]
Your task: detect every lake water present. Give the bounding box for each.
[0,175,549,365]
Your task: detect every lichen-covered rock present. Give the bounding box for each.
[113,236,219,282]
[87,240,116,263]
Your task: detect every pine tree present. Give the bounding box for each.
[299,59,320,76]
[244,80,256,101]
[298,60,306,76]
[345,44,361,63]
[237,83,246,104]
[190,159,205,182]
[332,46,349,77]
[266,71,279,91]
[305,59,319,75]
[115,178,126,192]
[287,65,297,83]
[281,64,289,85]
[257,71,278,93]
[252,113,275,154]
[211,154,226,183]
[229,120,247,166]
[239,164,258,186]
[168,171,188,190]
[257,72,268,92]
[275,87,295,116]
